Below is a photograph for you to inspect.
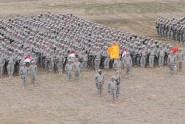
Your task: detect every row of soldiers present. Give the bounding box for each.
[156,17,185,43]
[0,44,183,80]
[0,13,184,78]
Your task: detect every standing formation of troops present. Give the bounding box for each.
[0,13,184,101]
[156,17,185,43]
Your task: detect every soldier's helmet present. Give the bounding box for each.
[111,76,115,80]
[98,69,102,73]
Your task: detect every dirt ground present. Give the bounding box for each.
[0,0,185,124]
[0,67,185,124]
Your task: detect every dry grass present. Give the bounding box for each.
[0,67,185,124]
[1,0,185,123]
[1,0,185,46]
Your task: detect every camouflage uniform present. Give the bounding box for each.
[95,70,104,96]
[108,77,117,103]
[177,49,184,73]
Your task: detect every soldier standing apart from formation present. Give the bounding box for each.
[108,76,117,104]
[29,61,38,85]
[19,63,29,88]
[95,69,104,97]
[177,49,184,74]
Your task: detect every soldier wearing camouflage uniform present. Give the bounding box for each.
[140,46,147,68]
[73,58,81,81]
[167,51,177,75]
[81,52,88,71]
[158,46,165,68]
[149,45,155,68]
[65,60,73,81]
[124,52,132,78]
[104,54,110,70]
[113,59,122,74]
[49,53,55,74]
[177,49,184,74]
[0,52,5,78]
[108,76,117,104]
[7,52,15,77]
[95,69,104,97]
[94,50,101,71]
[19,63,29,88]
[56,52,64,74]
[115,70,121,98]
[29,61,38,85]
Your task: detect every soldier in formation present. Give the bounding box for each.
[73,58,81,81]
[65,60,73,81]
[0,13,183,78]
[0,52,5,78]
[19,63,29,88]
[123,52,132,78]
[167,51,177,75]
[29,61,38,85]
[177,49,184,74]
[156,17,185,43]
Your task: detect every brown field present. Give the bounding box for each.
[0,0,185,124]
